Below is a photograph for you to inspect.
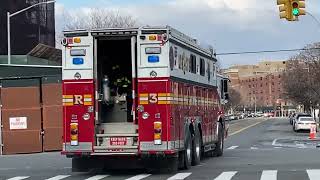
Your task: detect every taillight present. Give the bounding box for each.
[70,123,78,146]
[154,121,162,145]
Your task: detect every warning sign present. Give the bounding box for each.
[9,117,27,130]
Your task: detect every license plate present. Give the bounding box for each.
[110,137,127,146]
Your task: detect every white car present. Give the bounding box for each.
[294,117,317,132]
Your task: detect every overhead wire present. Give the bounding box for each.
[216,47,320,56]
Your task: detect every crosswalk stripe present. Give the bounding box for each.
[44,175,71,180]
[307,169,320,180]
[7,177,30,180]
[125,174,151,180]
[214,171,237,180]
[85,175,109,180]
[167,173,192,180]
[260,170,277,180]
[227,146,238,150]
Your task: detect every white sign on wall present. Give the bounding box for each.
[9,117,27,130]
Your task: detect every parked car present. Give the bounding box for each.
[225,115,231,121]
[264,112,274,118]
[238,113,245,119]
[229,114,238,121]
[248,113,256,118]
[293,117,317,132]
[292,113,312,127]
[256,112,264,117]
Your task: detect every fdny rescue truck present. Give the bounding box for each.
[61,26,229,171]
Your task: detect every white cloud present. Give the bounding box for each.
[55,3,65,16]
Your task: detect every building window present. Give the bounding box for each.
[249,85,251,88]
[272,82,274,85]
[260,77,263,80]
[200,58,205,76]
[260,84,263,87]
[278,75,281,78]
[190,54,197,74]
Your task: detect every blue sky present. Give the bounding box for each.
[55,0,320,68]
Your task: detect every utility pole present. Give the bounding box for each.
[254,94,257,116]
[7,0,56,64]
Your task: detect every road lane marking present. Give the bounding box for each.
[125,174,151,180]
[0,168,17,171]
[260,170,277,180]
[227,146,238,150]
[44,175,71,180]
[85,175,110,180]
[229,119,269,136]
[213,171,237,180]
[167,173,192,180]
[272,139,278,146]
[307,169,320,180]
[7,177,30,180]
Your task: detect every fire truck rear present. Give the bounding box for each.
[61,26,229,171]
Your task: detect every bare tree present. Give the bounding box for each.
[56,8,138,47]
[225,88,242,113]
[64,8,138,30]
[283,42,320,111]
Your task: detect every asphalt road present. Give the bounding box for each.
[2,118,320,180]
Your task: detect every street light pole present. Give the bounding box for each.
[7,0,55,65]
[7,12,11,65]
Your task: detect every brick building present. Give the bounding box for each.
[225,60,293,114]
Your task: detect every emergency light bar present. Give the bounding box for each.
[145,47,161,54]
[70,49,86,56]
[148,56,160,63]
[72,58,84,65]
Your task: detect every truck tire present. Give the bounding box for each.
[213,123,224,157]
[192,127,202,166]
[182,129,192,169]
[72,157,91,172]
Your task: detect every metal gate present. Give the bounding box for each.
[0,77,63,155]
[0,79,43,155]
[42,77,62,151]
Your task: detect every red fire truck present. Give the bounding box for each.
[61,26,229,171]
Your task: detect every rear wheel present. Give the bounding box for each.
[182,130,192,169]
[72,157,91,172]
[213,123,224,157]
[192,127,202,166]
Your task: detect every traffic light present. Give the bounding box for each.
[277,0,306,21]
[291,0,306,16]
[277,0,294,21]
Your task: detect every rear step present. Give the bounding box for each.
[94,145,138,149]
[94,123,138,154]
[96,133,138,137]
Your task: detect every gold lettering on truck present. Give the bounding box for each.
[74,95,84,105]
